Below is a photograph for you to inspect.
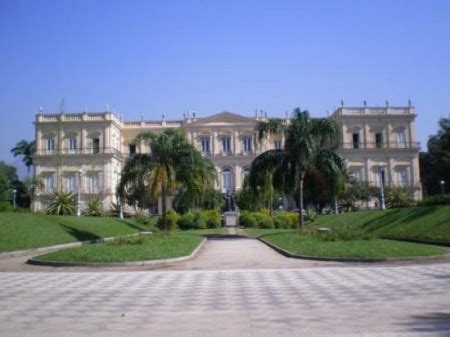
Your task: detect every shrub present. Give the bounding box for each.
[239,211,258,228]
[202,210,221,228]
[177,210,207,230]
[134,210,157,227]
[0,202,14,212]
[252,211,274,229]
[157,210,179,231]
[385,187,414,208]
[109,202,121,217]
[83,197,104,217]
[304,207,317,223]
[45,191,77,215]
[418,194,450,206]
[272,212,298,229]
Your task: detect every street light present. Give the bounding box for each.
[378,166,386,210]
[77,169,82,217]
[12,189,17,209]
[440,180,446,195]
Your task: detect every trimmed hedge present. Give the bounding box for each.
[240,211,298,229]
[418,194,450,206]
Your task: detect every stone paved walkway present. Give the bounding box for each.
[1,263,450,336]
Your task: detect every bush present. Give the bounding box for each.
[177,210,207,230]
[239,211,258,228]
[272,212,298,229]
[157,210,179,231]
[304,207,317,223]
[0,202,14,212]
[83,197,104,217]
[202,210,221,228]
[134,210,157,227]
[253,212,274,229]
[45,191,77,215]
[386,187,414,208]
[418,194,450,206]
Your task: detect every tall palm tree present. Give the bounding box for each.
[11,140,36,177]
[118,129,216,231]
[249,108,346,230]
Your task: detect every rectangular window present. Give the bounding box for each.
[66,175,77,193]
[274,140,282,150]
[68,138,77,154]
[243,137,252,153]
[128,144,136,157]
[398,168,408,186]
[222,137,231,153]
[397,131,406,148]
[93,138,100,154]
[89,174,99,193]
[350,169,362,181]
[44,176,54,192]
[375,133,383,148]
[46,139,55,153]
[352,133,360,149]
[201,138,210,154]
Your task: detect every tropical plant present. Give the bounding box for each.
[118,129,216,231]
[248,108,346,230]
[173,186,224,214]
[83,197,104,216]
[45,191,77,215]
[11,140,36,177]
[157,210,179,231]
[256,118,285,142]
[23,176,44,208]
[338,180,379,212]
[385,186,414,208]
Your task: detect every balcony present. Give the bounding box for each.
[340,142,420,150]
[35,147,121,156]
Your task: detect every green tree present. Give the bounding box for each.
[423,118,450,195]
[248,108,346,230]
[11,140,35,177]
[118,129,216,231]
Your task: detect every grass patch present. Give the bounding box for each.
[0,212,147,252]
[312,206,450,243]
[263,233,447,259]
[243,228,295,238]
[181,228,228,236]
[34,233,203,263]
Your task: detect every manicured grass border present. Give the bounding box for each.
[28,235,206,267]
[259,234,449,263]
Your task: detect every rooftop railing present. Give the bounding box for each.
[35,147,121,156]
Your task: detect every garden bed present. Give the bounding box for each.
[260,233,448,261]
[30,233,204,264]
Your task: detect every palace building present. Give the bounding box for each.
[32,104,422,212]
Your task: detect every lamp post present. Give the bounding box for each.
[77,169,82,217]
[440,180,446,195]
[378,166,386,210]
[12,189,17,209]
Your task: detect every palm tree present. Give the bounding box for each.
[118,129,216,231]
[11,140,36,177]
[248,108,346,230]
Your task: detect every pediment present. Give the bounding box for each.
[187,111,255,127]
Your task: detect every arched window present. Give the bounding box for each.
[221,167,233,192]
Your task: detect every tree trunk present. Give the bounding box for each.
[298,172,305,232]
[334,196,338,214]
[161,184,167,231]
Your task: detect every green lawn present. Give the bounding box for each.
[262,233,447,259]
[0,212,148,252]
[312,206,450,242]
[33,233,203,263]
[242,228,295,238]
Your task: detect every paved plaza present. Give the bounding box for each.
[1,239,450,336]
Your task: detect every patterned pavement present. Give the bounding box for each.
[1,263,450,336]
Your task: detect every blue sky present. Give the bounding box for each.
[1,0,450,177]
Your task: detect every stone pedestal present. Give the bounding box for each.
[223,212,239,227]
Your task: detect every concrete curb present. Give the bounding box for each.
[258,237,450,263]
[26,237,207,267]
[0,232,152,260]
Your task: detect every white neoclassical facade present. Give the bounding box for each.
[32,105,422,212]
